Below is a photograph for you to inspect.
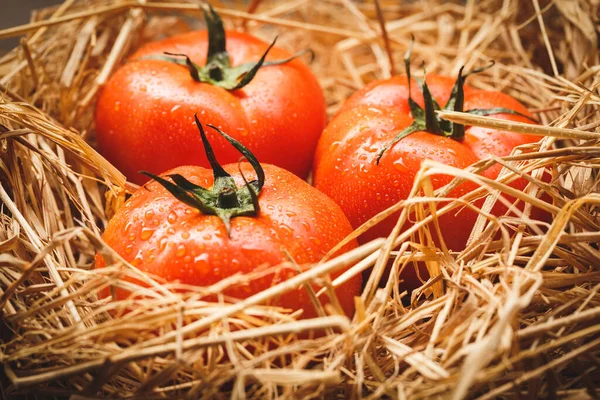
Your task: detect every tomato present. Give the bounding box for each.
[95,118,360,319]
[313,49,545,258]
[95,6,326,185]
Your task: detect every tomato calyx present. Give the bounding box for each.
[376,40,537,164]
[141,114,265,236]
[142,5,313,90]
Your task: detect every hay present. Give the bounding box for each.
[1,0,599,398]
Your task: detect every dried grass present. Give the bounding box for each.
[1,0,599,398]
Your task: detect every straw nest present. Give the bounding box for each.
[1,0,599,398]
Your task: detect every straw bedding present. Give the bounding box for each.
[0,0,599,398]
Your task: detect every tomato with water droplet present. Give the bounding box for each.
[313,56,550,288]
[96,162,360,319]
[95,8,326,185]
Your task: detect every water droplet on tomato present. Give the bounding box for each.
[358,163,370,177]
[183,255,192,263]
[125,244,133,254]
[144,209,154,219]
[159,238,168,251]
[140,227,154,241]
[167,227,175,235]
[114,101,120,111]
[181,232,190,240]
[364,144,379,153]
[279,224,293,236]
[167,211,177,224]
[202,233,212,241]
[393,158,409,173]
[176,244,186,257]
[330,141,342,152]
[194,253,209,263]
[285,210,296,217]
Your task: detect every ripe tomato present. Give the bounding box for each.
[95,7,326,185]
[313,50,545,255]
[96,118,360,319]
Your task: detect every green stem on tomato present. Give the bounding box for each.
[140,114,264,236]
[376,39,539,163]
[141,5,314,91]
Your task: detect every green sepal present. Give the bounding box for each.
[139,4,313,91]
[162,52,202,81]
[375,122,422,165]
[445,62,494,113]
[442,66,466,138]
[203,5,228,66]
[205,123,265,191]
[196,116,230,179]
[139,115,265,237]
[420,68,444,136]
[404,38,424,121]
[140,171,215,216]
[442,62,495,140]
[465,107,539,123]
[229,44,314,90]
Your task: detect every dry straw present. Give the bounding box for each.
[1,0,599,398]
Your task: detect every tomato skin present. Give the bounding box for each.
[95,30,327,185]
[314,74,545,254]
[95,163,360,319]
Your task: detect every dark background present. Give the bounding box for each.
[0,0,62,52]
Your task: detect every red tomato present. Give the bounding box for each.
[95,7,326,185]
[313,62,545,256]
[96,119,360,319]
